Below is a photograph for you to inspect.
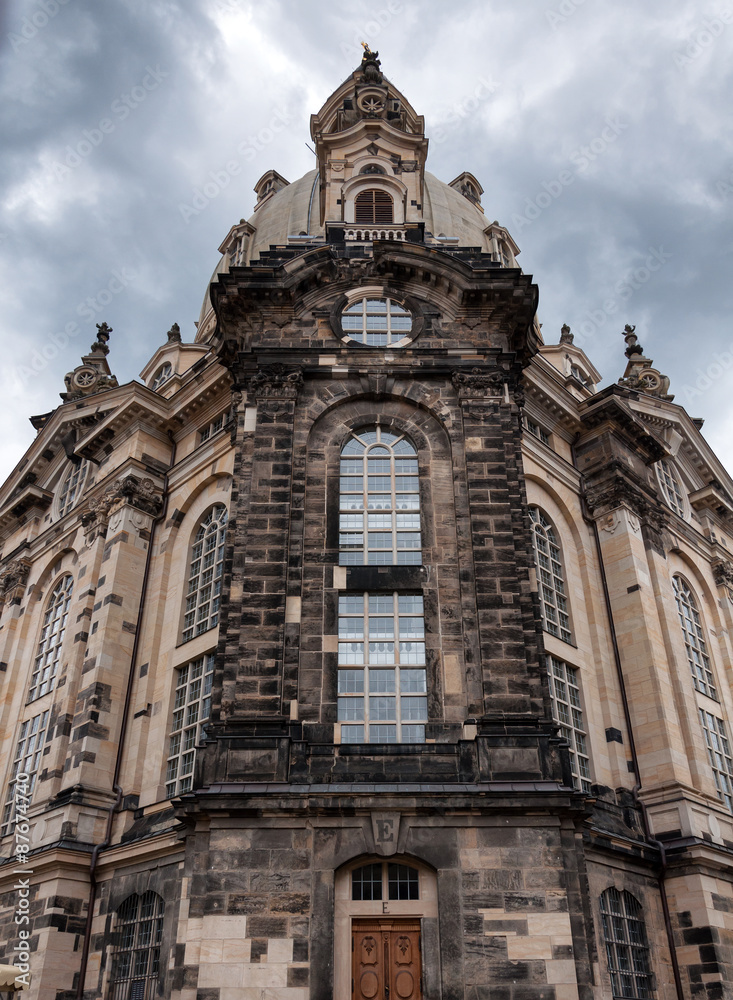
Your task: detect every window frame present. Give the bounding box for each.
[673,575,717,700]
[199,412,226,443]
[337,591,427,745]
[354,188,394,224]
[1,709,50,837]
[600,887,654,1000]
[522,414,551,446]
[338,426,422,567]
[151,362,173,391]
[529,507,573,644]
[351,861,420,901]
[547,655,592,792]
[56,460,88,519]
[29,574,73,702]
[340,295,414,348]
[107,891,165,1000]
[699,708,733,811]
[181,504,228,643]
[164,652,215,798]
[656,459,686,518]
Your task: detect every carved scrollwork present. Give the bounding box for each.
[0,558,31,606]
[81,474,163,540]
[585,476,665,530]
[712,560,733,591]
[451,368,505,398]
[249,364,304,399]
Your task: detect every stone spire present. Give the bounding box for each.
[60,322,120,402]
[617,323,673,400]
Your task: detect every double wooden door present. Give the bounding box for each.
[352,919,421,1000]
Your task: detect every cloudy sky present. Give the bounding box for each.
[1,0,732,482]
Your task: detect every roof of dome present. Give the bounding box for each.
[195,169,496,340]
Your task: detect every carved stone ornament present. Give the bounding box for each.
[249,365,304,399]
[60,321,119,402]
[712,560,733,590]
[617,323,674,401]
[81,475,163,538]
[0,558,31,605]
[452,368,505,398]
[585,477,665,530]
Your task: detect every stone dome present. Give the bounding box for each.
[195,169,496,342]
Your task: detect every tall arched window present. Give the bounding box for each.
[339,427,421,566]
[182,505,228,642]
[657,460,685,517]
[30,575,73,701]
[58,462,87,518]
[355,189,393,224]
[529,508,571,643]
[600,888,653,999]
[108,892,164,1000]
[673,576,716,698]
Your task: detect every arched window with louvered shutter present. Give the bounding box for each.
[355,189,394,224]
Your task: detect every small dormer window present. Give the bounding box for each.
[355,190,393,224]
[570,364,590,387]
[151,363,173,391]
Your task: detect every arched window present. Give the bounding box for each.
[673,576,716,698]
[600,888,653,999]
[339,427,421,566]
[108,892,164,1000]
[29,575,73,701]
[151,363,172,391]
[182,505,228,642]
[529,508,571,643]
[355,189,393,224]
[58,462,87,517]
[657,460,685,517]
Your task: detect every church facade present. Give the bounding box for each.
[1,50,733,1000]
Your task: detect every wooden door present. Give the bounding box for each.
[352,919,421,1000]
